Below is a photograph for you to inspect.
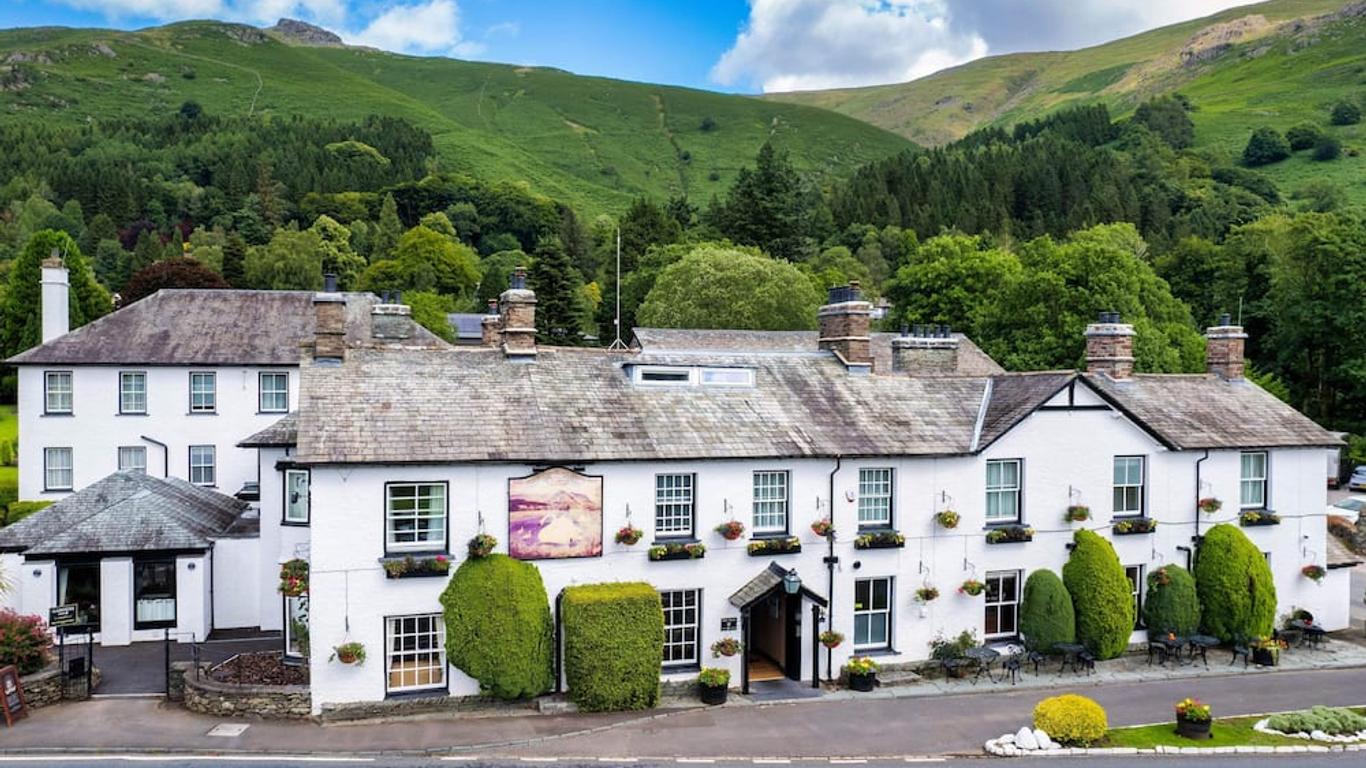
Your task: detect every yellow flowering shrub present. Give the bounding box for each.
[1033,694,1108,746]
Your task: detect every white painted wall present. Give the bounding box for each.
[211,538,261,630]
[99,558,133,646]
[303,396,1348,712]
[254,446,311,632]
[176,554,210,642]
[0,553,22,612]
[16,365,298,500]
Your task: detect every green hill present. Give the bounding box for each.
[0,21,911,215]
[768,0,1366,204]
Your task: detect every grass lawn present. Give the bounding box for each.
[1105,707,1366,750]
[0,404,16,497]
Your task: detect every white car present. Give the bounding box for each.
[1350,466,1366,492]
[1330,496,1366,517]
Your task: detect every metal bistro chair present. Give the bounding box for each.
[1230,635,1251,668]
[1077,649,1096,676]
[1002,651,1024,685]
[1147,639,1170,666]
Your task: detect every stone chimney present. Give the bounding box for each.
[372,290,413,341]
[499,267,537,360]
[1205,313,1247,380]
[41,250,69,343]
[1084,311,1135,379]
[480,299,503,347]
[313,273,346,362]
[817,281,873,370]
[892,324,960,375]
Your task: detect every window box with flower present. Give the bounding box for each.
[1175,697,1212,740]
[649,542,706,561]
[1251,636,1285,667]
[1113,517,1157,535]
[747,536,801,556]
[985,525,1033,544]
[381,554,451,579]
[854,530,904,550]
[1239,509,1280,527]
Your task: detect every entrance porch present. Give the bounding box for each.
[730,561,828,694]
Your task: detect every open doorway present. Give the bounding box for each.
[747,592,801,681]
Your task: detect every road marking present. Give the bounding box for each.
[520,759,559,763]
[676,760,716,764]
[903,759,946,764]
[597,759,637,763]
[753,760,791,764]
[0,758,372,763]
[830,761,867,764]
[440,758,478,762]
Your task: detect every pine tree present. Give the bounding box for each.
[529,236,585,346]
[372,192,403,262]
[2,230,111,357]
[222,233,247,288]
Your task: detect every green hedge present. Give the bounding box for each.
[1142,565,1201,636]
[1019,569,1075,652]
[1062,529,1134,659]
[4,500,52,527]
[1195,523,1276,641]
[440,554,553,700]
[562,582,663,712]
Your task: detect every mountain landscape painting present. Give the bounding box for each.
[508,467,603,559]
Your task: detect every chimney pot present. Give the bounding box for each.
[322,273,338,293]
[499,267,537,359]
[312,292,347,361]
[40,256,70,343]
[1085,312,1135,379]
[510,267,528,291]
[1205,315,1247,380]
[893,326,960,375]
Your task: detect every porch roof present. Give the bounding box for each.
[729,561,829,610]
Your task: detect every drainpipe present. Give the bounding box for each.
[1193,450,1210,565]
[141,435,169,478]
[824,456,842,681]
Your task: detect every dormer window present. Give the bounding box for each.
[635,367,694,386]
[632,365,754,388]
[700,368,754,387]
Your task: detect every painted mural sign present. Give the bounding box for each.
[508,467,603,559]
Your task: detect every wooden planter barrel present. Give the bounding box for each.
[848,672,877,692]
[1176,716,1212,740]
[699,683,728,706]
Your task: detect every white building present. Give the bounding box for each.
[0,263,444,643]
[284,276,1348,714]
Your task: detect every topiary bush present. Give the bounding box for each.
[440,554,553,700]
[1019,569,1075,652]
[562,582,663,712]
[1266,706,1366,736]
[0,609,53,674]
[1062,529,1134,659]
[1142,565,1201,636]
[1034,694,1108,746]
[1195,523,1276,642]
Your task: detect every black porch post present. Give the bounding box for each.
[811,604,821,689]
[553,591,563,694]
[741,608,751,694]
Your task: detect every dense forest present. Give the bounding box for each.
[1,92,1363,460]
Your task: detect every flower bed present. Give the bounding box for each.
[1256,706,1366,743]
[854,529,904,549]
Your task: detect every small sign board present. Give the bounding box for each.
[720,617,738,632]
[0,666,26,727]
[49,605,79,628]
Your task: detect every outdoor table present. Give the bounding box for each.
[1188,634,1219,667]
[1290,620,1326,649]
[964,646,1000,685]
[1054,642,1086,673]
[1160,634,1187,665]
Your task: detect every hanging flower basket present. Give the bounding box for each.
[615,525,643,546]
[468,533,498,557]
[1152,566,1173,586]
[819,630,844,649]
[915,586,940,603]
[1198,498,1222,515]
[935,510,960,529]
[1065,505,1091,523]
[958,579,985,596]
[1301,564,1326,583]
[278,558,309,597]
[330,642,366,666]
[810,518,834,537]
[715,520,746,540]
[710,637,742,658]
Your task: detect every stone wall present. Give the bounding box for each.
[181,665,312,720]
[319,693,537,723]
[19,665,102,709]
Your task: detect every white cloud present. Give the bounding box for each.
[239,0,348,26]
[350,0,468,55]
[53,0,226,19]
[713,0,988,93]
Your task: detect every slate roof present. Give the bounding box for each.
[976,373,1075,449]
[239,413,298,448]
[7,289,448,366]
[729,561,828,608]
[1326,533,1361,569]
[296,346,989,465]
[1084,374,1342,449]
[632,328,1004,376]
[0,472,252,556]
[446,313,487,344]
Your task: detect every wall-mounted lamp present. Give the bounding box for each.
[783,569,801,595]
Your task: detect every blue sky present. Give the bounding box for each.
[1,1,1261,93]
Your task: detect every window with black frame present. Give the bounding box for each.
[134,560,177,629]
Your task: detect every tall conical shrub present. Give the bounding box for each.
[1142,565,1201,636]
[1019,568,1075,652]
[1194,523,1276,641]
[1062,529,1135,659]
[441,554,554,699]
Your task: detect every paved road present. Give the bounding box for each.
[0,757,1359,768]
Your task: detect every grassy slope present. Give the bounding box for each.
[0,22,912,215]
[0,405,15,493]
[767,0,1365,204]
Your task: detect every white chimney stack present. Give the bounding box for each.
[41,250,70,343]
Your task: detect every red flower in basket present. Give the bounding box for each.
[715,520,745,540]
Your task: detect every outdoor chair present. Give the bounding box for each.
[1078,650,1096,676]
[1026,650,1046,675]
[1002,653,1023,685]
[1146,640,1169,666]
[1230,636,1251,668]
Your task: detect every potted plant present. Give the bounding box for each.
[915,586,939,603]
[697,668,730,705]
[1301,564,1326,583]
[1198,498,1222,515]
[819,630,844,649]
[710,637,742,658]
[810,518,834,537]
[715,520,745,540]
[1250,636,1284,667]
[843,656,879,691]
[330,641,366,666]
[958,579,985,596]
[278,558,309,597]
[1065,505,1090,523]
[935,510,960,529]
[1174,698,1212,740]
[615,525,643,545]
[854,530,905,549]
[468,533,497,557]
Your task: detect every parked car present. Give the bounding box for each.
[1350,466,1366,491]
[1331,496,1366,516]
